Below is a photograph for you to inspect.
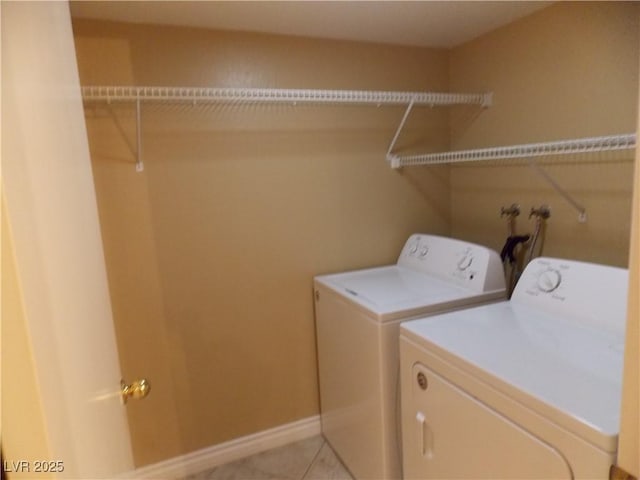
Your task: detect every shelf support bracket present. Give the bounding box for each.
[386,98,416,169]
[386,92,493,169]
[135,96,144,172]
[528,159,587,223]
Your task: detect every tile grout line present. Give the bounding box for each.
[299,438,326,480]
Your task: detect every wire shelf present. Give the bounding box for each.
[388,133,637,167]
[386,133,637,223]
[81,85,492,107]
[80,84,634,225]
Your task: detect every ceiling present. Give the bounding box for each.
[69,1,550,49]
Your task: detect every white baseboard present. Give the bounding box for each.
[119,415,322,479]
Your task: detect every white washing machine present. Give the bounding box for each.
[313,234,506,479]
[400,257,628,479]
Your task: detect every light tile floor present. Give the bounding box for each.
[183,435,354,480]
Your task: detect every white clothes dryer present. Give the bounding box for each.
[313,234,505,479]
[400,257,628,479]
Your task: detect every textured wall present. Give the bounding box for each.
[73,19,451,466]
[449,2,639,267]
[73,3,639,467]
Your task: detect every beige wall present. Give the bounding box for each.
[73,4,639,467]
[449,2,639,266]
[73,20,451,466]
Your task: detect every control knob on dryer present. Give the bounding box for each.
[536,268,562,293]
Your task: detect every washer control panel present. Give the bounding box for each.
[512,257,628,334]
[398,234,505,294]
[456,249,474,272]
[405,236,430,259]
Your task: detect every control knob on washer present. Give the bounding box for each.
[457,253,473,271]
[408,238,420,255]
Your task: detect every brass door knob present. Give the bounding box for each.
[121,378,151,404]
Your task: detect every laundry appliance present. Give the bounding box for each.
[400,257,628,479]
[313,234,506,479]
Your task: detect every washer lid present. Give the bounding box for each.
[315,266,497,320]
[401,301,625,452]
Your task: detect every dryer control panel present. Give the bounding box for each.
[397,234,505,294]
[512,257,628,335]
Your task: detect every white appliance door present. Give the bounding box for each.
[2,1,135,477]
[403,363,572,480]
